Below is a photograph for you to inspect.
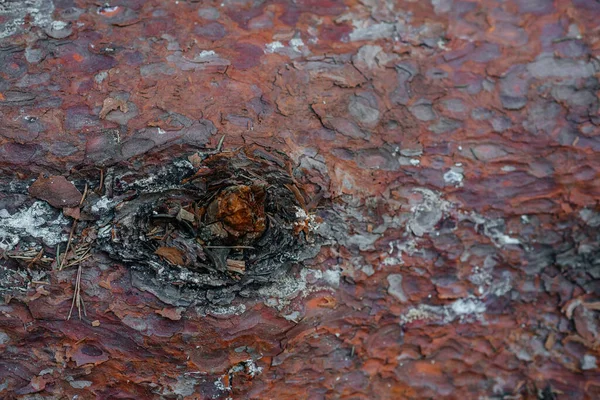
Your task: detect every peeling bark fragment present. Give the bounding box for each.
[28,175,82,208]
[99,97,128,119]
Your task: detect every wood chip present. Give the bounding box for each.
[63,206,80,220]
[29,175,82,208]
[99,97,128,119]
[176,208,195,223]
[155,246,185,265]
[226,259,246,274]
[187,153,204,168]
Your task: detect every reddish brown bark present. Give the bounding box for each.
[1,0,600,399]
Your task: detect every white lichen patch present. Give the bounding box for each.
[213,377,230,393]
[400,298,486,325]
[0,201,68,250]
[50,20,68,30]
[283,310,301,321]
[289,38,305,52]
[383,239,418,266]
[94,71,108,84]
[245,359,263,377]
[205,304,246,317]
[229,359,263,378]
[450,298,486,316]
[97,6,119,14]
[0,0,55,39]
[401,306,437,324]
[173,159,194,169]
[258,266,340,314]
[322,269,341,287]
[387,274,407,302]
[125,168,190,194]
[349,21,397,42]
[437,38,449,50]
[470,265,512,298]
[579,208,600,227]
[265,41,284,53]
[294,207,321,233]
[257,273,307,310]
[469,265,492,289]
[69,380,92,389]
[466,212,520,247]
[306,268,341,288]
[443,168,464,187]
[582,355,598,370]
[91,196,114,214]
[198,50,217,58]
[407,188,453,237]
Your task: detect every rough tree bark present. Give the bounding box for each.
[0,0,599,399]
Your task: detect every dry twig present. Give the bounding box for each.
[6,249,53,265]
[67,263,86,320]
[59,183,88,270]
[59,221,77,270]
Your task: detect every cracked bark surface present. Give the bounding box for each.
[1,0,600,398]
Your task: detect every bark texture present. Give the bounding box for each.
[1,0,600,398]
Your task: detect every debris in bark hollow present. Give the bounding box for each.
[94,145,319,306]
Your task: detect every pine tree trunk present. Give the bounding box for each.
[1,0,599,398]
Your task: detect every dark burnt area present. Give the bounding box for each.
[91,145,320,307]
[0,144,322,308]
